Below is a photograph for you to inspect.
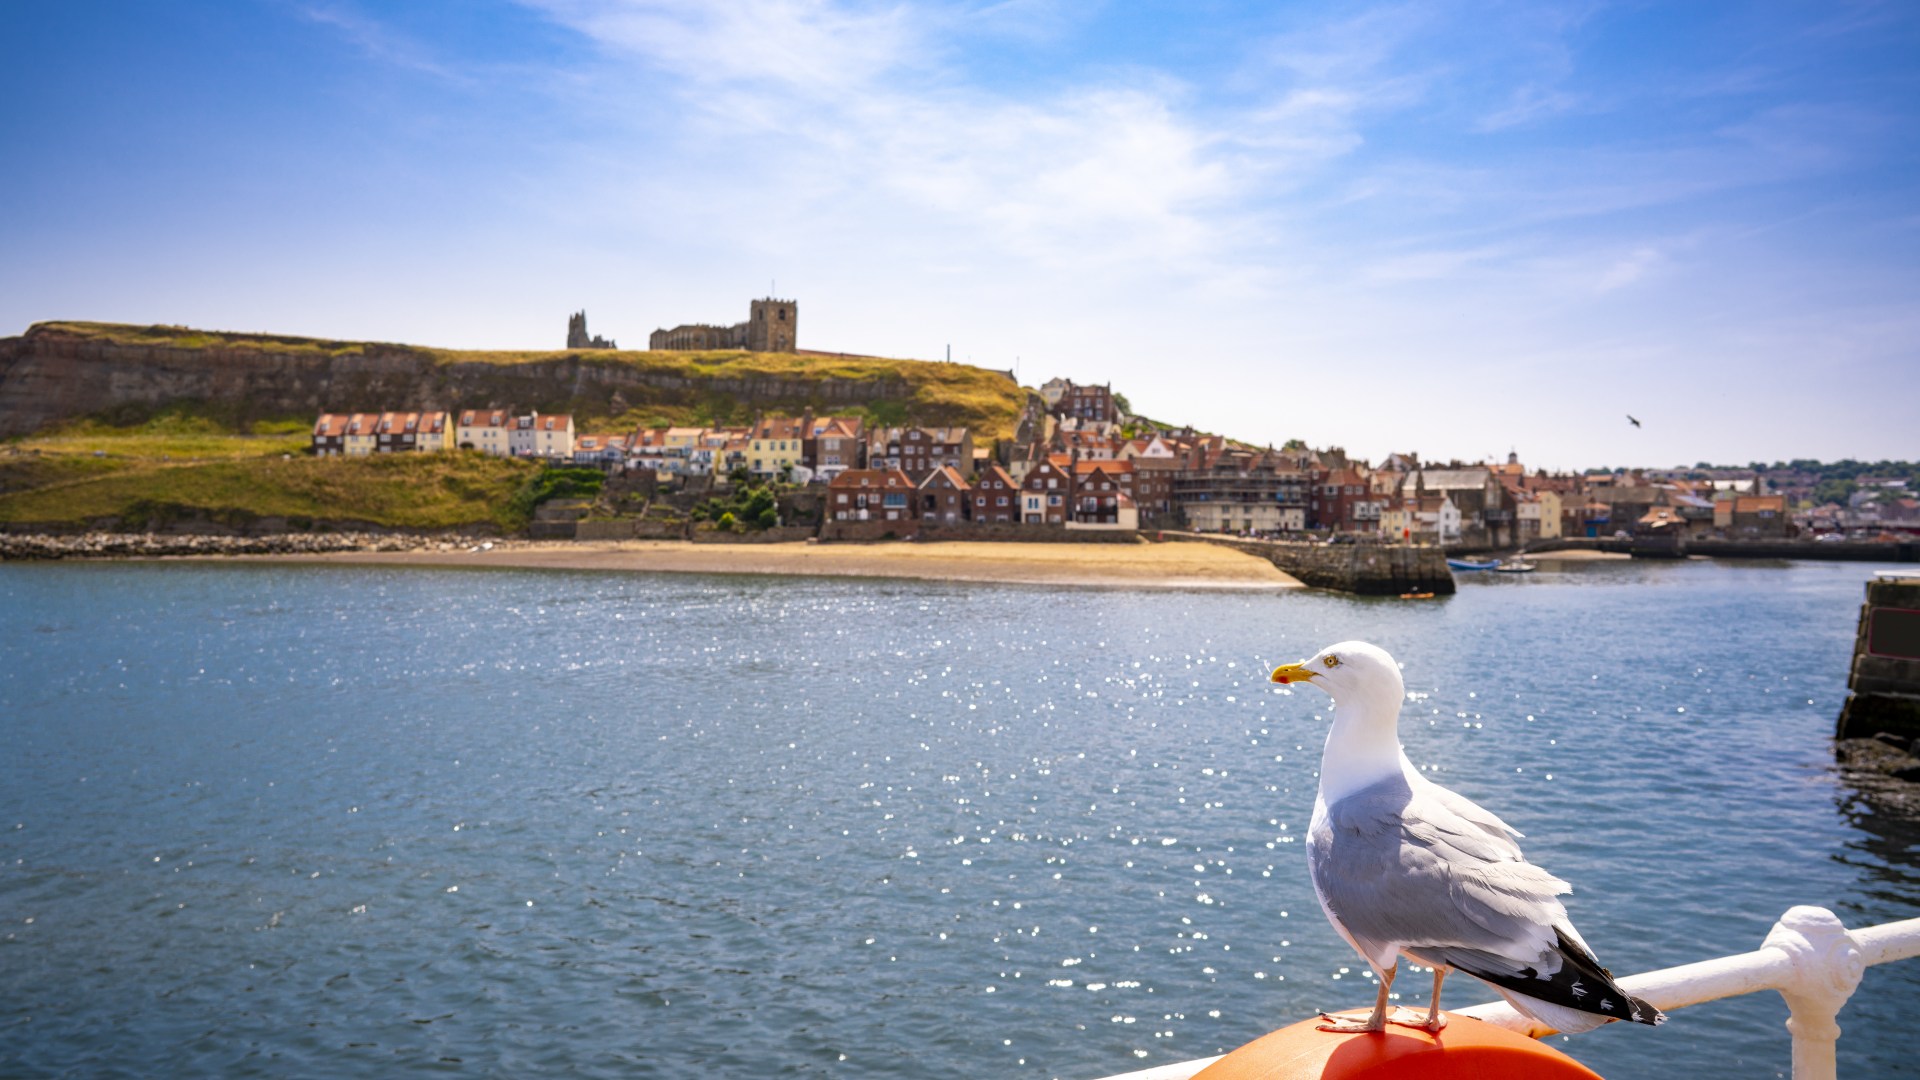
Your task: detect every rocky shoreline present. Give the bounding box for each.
[1835,735,1920,816]
[0,531,507,560]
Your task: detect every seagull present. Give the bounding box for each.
[1269,641,1663,1035]
[1627,415,1641,428]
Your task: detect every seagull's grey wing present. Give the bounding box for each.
[1311,773,1665,1028]
[1308,774,1569,972]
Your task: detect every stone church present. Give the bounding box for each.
[649,298,798,352]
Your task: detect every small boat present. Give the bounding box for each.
[1494,559,1537,574]
[1398,591,1436,600]
[1447,558,1499,571]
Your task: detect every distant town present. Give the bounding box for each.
[312,304,1919,546]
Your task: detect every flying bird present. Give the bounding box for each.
[1627,415,1641,428]
[1269,641,1663,1035]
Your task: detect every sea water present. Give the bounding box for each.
[2,558,1915,1078]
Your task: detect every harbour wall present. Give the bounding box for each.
[1837,572,1920,740]
[1527,536,1919,562]
[1168,533,1456,595]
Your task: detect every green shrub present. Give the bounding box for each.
[509,466,605,520]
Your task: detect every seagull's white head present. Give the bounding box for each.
[1272,641,1410,800]
[1269,640,1405,717]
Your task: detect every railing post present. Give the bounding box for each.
[1762,906,1866,1080]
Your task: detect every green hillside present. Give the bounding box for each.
[0,449,539,533]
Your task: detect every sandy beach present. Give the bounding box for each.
[1522,548,1632,561]
[245,539,1306,590]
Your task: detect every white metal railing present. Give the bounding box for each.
[1090,907,1920,1080]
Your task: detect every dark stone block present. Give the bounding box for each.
[1837,693,1920,741]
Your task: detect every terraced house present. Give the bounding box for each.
[311,410,446,455]
[510,413,575,460]
[827,469,917,523]
[456,409,513,456]
[869,426,974,482]
[311,413,349,456]
[918,466,971,525]
[972,465,1019,523]
[375,411,450,453]
[1020,455,1072,525]
[805,415,864,481]
[1072,460,1135,526]
[749,415,807,480]
[344,412,379,456]
[573,434,628,467]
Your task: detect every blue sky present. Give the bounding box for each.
[3,1,1915,470]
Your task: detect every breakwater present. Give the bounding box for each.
[1837,572,1920,740]
[1526,536,1919,562]
[1170,533,1456,595]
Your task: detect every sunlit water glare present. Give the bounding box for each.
[2,558,1916,1078]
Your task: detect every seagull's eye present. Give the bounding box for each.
[1323,656,1341,668]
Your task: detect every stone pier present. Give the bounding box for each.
[1168,533,1456,595]
[1837,571,1920,740]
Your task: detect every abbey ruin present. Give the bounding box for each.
[565,311,616,350]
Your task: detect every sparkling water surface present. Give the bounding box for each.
[2,557,1916,1078]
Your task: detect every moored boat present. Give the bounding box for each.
[1447,558,1499,571]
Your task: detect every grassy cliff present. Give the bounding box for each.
[17,321,1030,440]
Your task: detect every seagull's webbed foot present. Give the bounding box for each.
[1386,1007,1447,1033]
[1315,969,1393,1033]
[1385,967,1450,1032]
[1314,1010,1386,1034]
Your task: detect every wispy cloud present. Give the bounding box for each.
[526,0,924,96]
[518,0,1281,278]
[298,3,469,83]
[1593,245,1668,292]
[1474,84,1583,131]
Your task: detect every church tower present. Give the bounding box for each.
[746,298,797,353]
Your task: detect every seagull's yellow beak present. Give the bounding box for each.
[1270,661,1317,685]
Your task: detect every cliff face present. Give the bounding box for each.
[0,323,1002,438]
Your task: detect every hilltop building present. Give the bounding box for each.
[650,298,798,352]
[1042,379,1119,425]
[566,311,617,350]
